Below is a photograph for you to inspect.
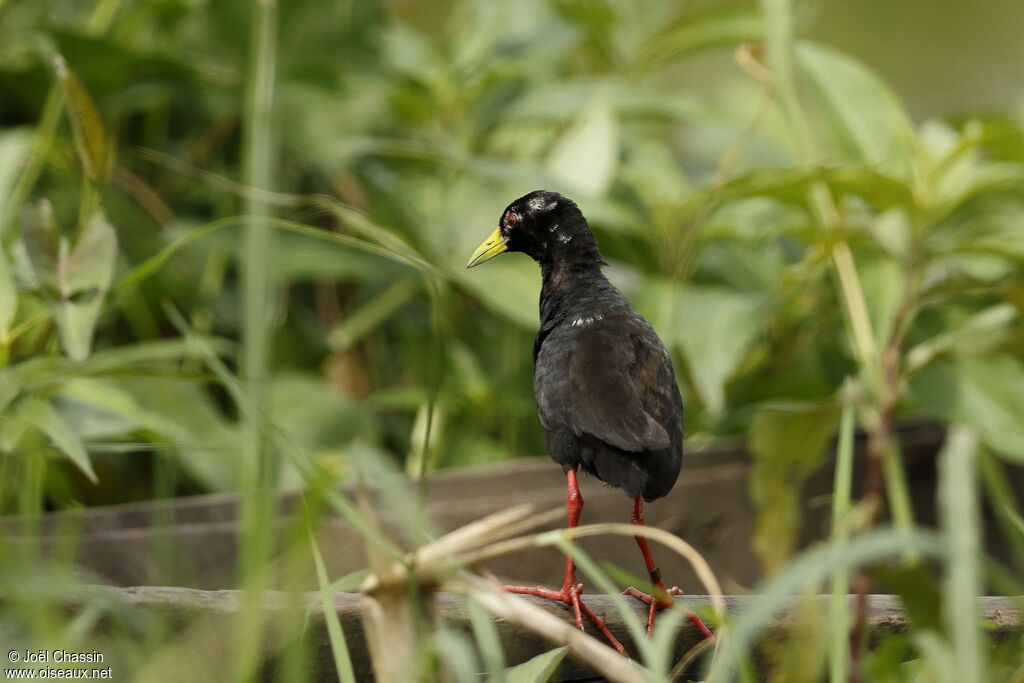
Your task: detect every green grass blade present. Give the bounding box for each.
[828,394,855,682]
[309,523,357,683]
[468,598,506,682]
[938,425,985,683]
[237,1,279,678]
[503,646,567,683]
[883,440,916,560]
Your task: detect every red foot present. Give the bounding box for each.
[622,585,715,640]
[502,583,627,655]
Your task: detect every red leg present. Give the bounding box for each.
[622,496,715,640]
[502,470,627,655]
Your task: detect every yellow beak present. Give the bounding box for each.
[466,227,507,268]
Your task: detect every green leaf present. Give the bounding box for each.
[683,165,914,216]
[796,41,915,179]
[502,647,568,683]
[0,128,31,225]
[56,210,119,361]
[905,303,1017,372]
[869,208,912,261]
[17,397,97,483]
[54,55,114,184]
[663,284,769,416]
[858,252,903,350]
[309,530,357,683]
[637,4,761,67]
[115,377,237,491]
[908,356,1024,462]
[0,247,16,340]
[707,528,945,682]
[19,199,61,291]
[22,204,118,361]
[868,564,943,632]
[749,401,841,573]
[546,90,618,197]
[456,257,540,329]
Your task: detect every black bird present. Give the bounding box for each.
[467,190,714,650]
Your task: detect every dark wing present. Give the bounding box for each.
[535,318,678,453]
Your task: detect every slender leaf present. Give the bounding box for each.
[53,55,114,184]
[0,247,16,340]
[0,129,31,221]
[502,647,568,683]
[17,397,97,483]
[706,528,945,682]
[19,199,61,291]
[309,527,357,683]
[828,395,855,683]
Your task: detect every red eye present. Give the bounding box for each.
[505,212,518,229]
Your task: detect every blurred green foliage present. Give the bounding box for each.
[1,0,1024,680]
[1,0,1023,547]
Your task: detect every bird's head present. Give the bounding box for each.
[467,190,603,269]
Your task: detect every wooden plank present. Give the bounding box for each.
[48,586,1022,682]
[3,420,979,592]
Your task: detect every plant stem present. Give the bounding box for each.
[237,0,278,680]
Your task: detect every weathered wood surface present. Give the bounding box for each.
[3,422,971,593]
[51,586,1023,682]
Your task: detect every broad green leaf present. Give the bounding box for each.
[546,91,618,197]
[869,208,912,261]
[916,121,977,209]
[19,205,119,360]
[457,257,540,329]
[796,41,915,179]
[54,382,143,439]
[268,372,376,476]
[637,4,761,67]
[905,303,1017,372]
[55,378,182,441]
[17,397,97,483]
[858,252,903,350]
[53,210,119,361]
[116,377,237,490]
[502,647,568,683]
[680,165,914,217]
[749,401,841,573]
[669,285,770,416]
[54,55,114,184]
[868,564,943,632]
[908,356,1024,461]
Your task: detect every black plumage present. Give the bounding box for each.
[467,190,713,648]
[473,190,683,501]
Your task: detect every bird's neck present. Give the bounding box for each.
[539,260,610,325]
